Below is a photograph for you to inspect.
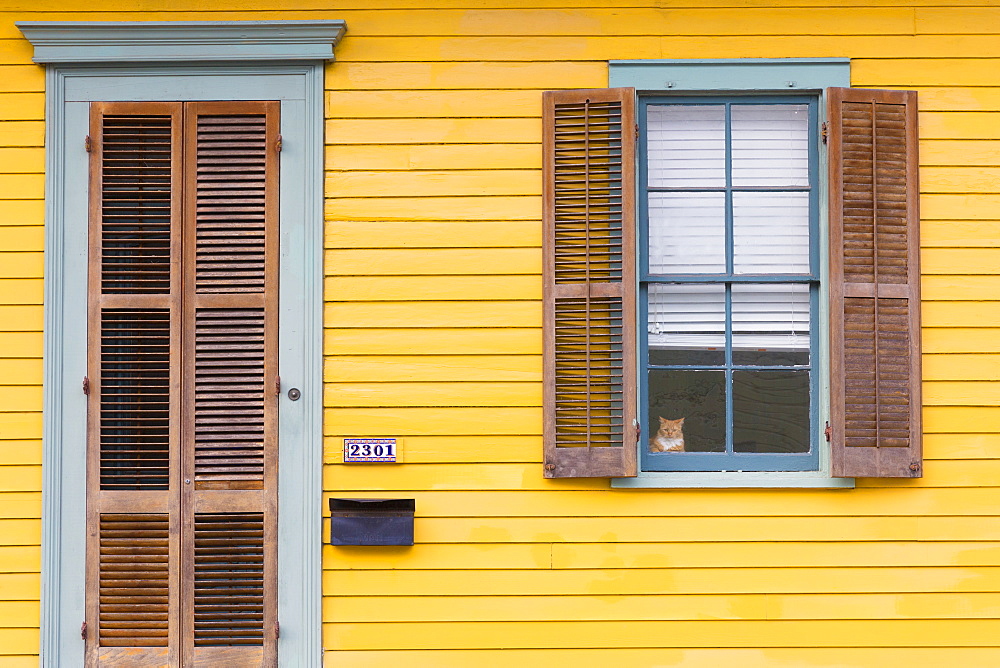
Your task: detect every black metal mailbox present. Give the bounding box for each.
[329,498,415,546]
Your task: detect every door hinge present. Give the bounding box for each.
[275,376,281,396]
[85,135,92,152]
[276,135,282,153]
[83,376,90,395]
[81,621,87,640]
[824,421,832,442]
[821,122,828,144]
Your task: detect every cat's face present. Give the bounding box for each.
[658,416,685,438]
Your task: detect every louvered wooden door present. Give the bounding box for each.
[86,101,279,667]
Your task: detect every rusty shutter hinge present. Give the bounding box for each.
[83,376,90,395]
[275,621,280,639]
[85,135,92,152]
[275,376,281,396]
[81,621,87,640]
[276,135,282,153]
[635,124,639,140]
[824,421,831,442]
[635,423,641,443]
[821,122,828,144]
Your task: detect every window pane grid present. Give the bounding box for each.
[641,96,818,470]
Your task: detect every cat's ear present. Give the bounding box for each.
[658,416,667,425]
[678,418,685,425]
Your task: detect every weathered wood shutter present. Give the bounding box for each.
[86,101,279,665]
[542,88,637,478]
[827,87,922,478]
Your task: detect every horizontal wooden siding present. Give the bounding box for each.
[2,1,1000,666]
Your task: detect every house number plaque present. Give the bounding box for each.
[344,438,398,463]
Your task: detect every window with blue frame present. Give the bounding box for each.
[640,95,820,472]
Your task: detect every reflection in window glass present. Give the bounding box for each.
[647,369,725,453]
[733,370,810,453]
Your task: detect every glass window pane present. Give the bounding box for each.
[731,104,809,187]
[648,369,725,453]
[732,283,810,365]
[733,370,810,453]
[733,191,810,274]
[648,284,725,365]
[649,192,726,274]
[647,105,725,188]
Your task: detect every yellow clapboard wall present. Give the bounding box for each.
[2,1,1000,665]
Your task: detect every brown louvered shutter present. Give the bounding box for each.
[86,101,279,665]
[542,88,637,478]
[181,101,278,664]
[828,87,922,478]
[86,102,182,666]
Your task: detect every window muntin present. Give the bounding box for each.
[640,96,820,472]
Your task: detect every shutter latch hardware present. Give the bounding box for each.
[85,135,92,152]
[824,421,831,442]
[83,376,90,395]
[821,122,828,144]
[81,621,87,640]
[275,135,282,153]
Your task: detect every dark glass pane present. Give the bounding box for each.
[647,369,725,453]
[732,349,810,367]
[733,370,810,453]
[650,348,725,366]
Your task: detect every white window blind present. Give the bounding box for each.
[648,283,809,351]
[646,101,811,353]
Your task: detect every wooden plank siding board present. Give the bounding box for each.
[6,2,1000,665]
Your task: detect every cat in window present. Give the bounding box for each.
[649,416,685,452]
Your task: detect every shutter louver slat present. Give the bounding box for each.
[194,308,266,487]
[193,513,265,646]
[195,114,268,294]
[100,115,173,295]
[100,309,171,490]
[829,87,921,478]
[98,514,170,646]
[543,88,637,478]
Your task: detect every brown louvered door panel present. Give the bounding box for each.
[181,102,278,666]
[87,102,182,667]
[87,101,279,666]
[828,87,922,478]
[542,88,637,478]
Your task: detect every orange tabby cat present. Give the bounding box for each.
[649,416,685,453]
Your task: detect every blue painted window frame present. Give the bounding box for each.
[639,94,821,472]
